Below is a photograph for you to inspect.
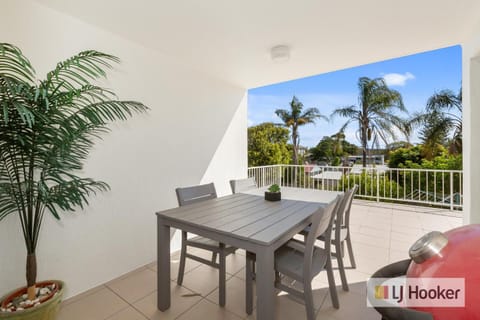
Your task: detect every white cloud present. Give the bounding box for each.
[247,118,254,126]
[382,72,415,87]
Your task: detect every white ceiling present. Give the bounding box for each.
[35,0,480,88]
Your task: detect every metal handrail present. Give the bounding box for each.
[247,164,463,210]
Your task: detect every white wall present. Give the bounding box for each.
[201,94,248,191]
[462,21,480,224]
[0,0,247,298]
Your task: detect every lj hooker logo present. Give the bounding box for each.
[374,285,389,299]
[367,278,465,308]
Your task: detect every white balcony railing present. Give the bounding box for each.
[247,164,463,210]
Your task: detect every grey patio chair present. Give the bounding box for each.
[229,177,257,193]
[245,194,346,320]
[321,185,358,290]
[175,182,236,306]
[300,185,358,292]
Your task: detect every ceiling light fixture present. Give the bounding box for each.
[270,45,290,62]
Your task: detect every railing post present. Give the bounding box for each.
[376,170,380,202]
[262,167,265,187]
[450,171,454,211]
[278,165,282,187]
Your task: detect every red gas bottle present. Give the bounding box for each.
[406,224,480,319]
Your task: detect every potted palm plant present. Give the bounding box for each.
[0,43,148,319]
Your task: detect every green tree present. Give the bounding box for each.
[428,89,462,154]
[275,96,327,165]
[388,145,424,168]
[421,89,462,153]
[248,123,291,166]
[331,131,345,156]
[331,77,409,167]
[331,157,341,166]
[341,138,359,156]
[411,88,462,155]
[310,136,335,163]
[309,135,358,164]
[389,151,462,203]
[418,112,450,159]
[390,145,461,170]
[418,153,462,170]
[387,141,413,151]
[339,173,403,199]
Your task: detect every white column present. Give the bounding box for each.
[464,57,480,224]
[462,22,480,224]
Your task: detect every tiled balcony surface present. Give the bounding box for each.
[58,201,462,320]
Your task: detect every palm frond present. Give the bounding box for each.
[417,87,463,152]
[337,119,353,133]
[274,109,291,125]
[0,77,36,126]
[0,43,35,84]
[330,106,359,120]
[45,50,119,91]
[0,182,20,221]
[300,107,319,118]
[419,113,452,146]
[41,176,110,214]
[427,90,461,113]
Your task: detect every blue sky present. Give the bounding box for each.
[248,45,462,148]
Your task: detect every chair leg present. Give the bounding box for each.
[177,231,188,285]
[335,241,349,292]
[326,256,339,309]
[304,281,316,320]
[245,253,254,315]
[346,234,356,269]
[219,245,226,307]
[212,252,217,264]
[340,241,345,258]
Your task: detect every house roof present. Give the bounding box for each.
[35,0,480,88]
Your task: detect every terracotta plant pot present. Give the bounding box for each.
[265,191,281,201]
[0,280,64,320]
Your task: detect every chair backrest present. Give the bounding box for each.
[229,177,257,194]
[334,186,356,242]
[175,182,217,207]
[303,194,346,277]
[339,185,358,229]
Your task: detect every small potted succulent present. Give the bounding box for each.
[265,184,281,201]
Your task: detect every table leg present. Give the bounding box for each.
[256,247,275,320]
[157,216,171,311]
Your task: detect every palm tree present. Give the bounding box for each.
[427,89,462,153]
[275,96,327,164]
[410,88,462,156]
[0,43,148,299]
[331,77,409,167]
[418,112,450,159]
[331,131,345,157]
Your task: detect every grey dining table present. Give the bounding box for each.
[156,186,341,320]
